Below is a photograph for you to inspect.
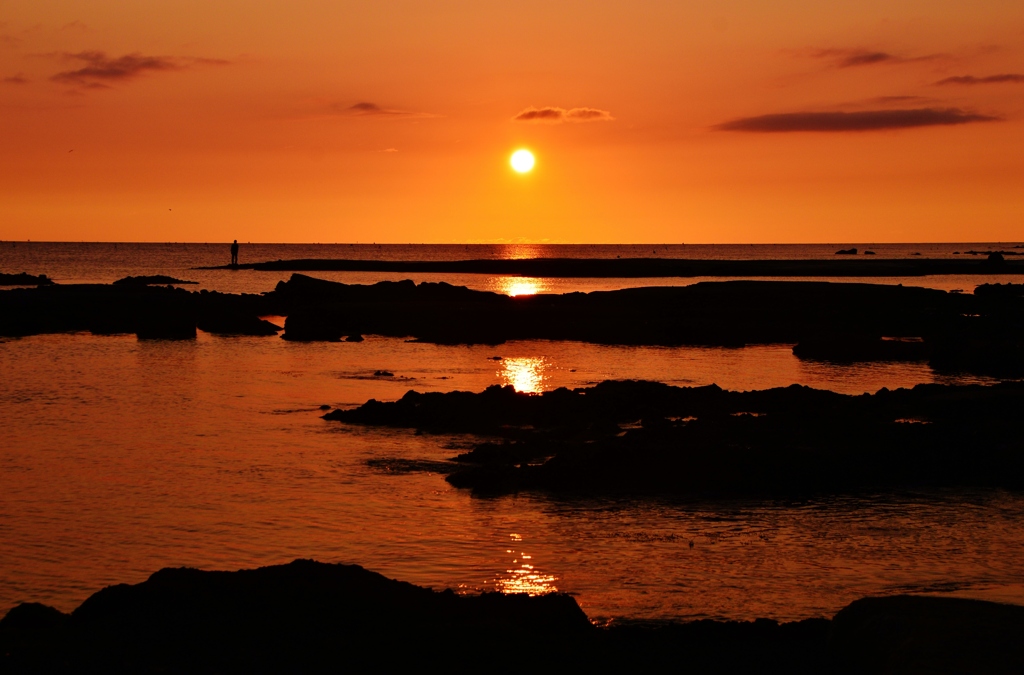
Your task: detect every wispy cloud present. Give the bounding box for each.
[337,101,435,118]
[2,74,28,84]
[804,48,942,69]
[50,51,229,87]
[935,73,1024,86]
[512,106,614,123]
[716,108,997,133]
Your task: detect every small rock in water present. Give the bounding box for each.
[488,356,503,360]
[346,334,364,342]
[374,370,394,377]
[319,404,332,410]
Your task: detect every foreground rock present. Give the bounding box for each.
[327,380,1024,496]
[1,560,1020,674]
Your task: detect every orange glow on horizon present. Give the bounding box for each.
[0,2,1022,243]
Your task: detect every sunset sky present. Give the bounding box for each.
[1,0,1022,243]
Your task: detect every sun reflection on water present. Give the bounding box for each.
[495,534,558,596]
[490,276,545,297]
[499,357,548,393]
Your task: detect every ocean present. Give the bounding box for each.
[2,242,1023,622]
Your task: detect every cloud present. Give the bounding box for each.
[716,108,998,133]
[513,106,614,123]
[2,74,28,84]
[806,48,940,69]
[341,102,434,118]
[935,73,1024,86]
[380,148,399,152]
[50,51,229,87]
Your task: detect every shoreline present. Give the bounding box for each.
[195,256,1024,277]
[2,559,1021,673]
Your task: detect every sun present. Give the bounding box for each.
[510,149,535,173]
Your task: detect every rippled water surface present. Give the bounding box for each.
[2,331,1022,621]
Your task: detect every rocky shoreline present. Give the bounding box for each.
[1,560,1020,674]
[196,254,1023,277]
[327,380,1024,496]
[3,274,1023,376]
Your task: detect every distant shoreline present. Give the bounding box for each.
[197,256,1023,277]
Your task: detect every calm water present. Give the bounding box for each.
[2,242,1022,294]
[1,330,1020,622]
[2,243,1023,622]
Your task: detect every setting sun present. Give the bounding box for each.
[510,149,535,173]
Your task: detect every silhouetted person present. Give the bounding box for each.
[230,240,239,266]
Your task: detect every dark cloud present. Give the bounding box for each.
[2,74,28,84]
[50,51,229,87]
[513,106,614,123]
[935,73,1024,86]
[808,48,939,69]
[52,51,181,84]
[716,108,998,133]
[340,102,434,118]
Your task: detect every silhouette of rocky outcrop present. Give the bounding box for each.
[196,256,1024,277]
[326,380,1024,496]
[3,275,1022,375]
[113,275,198,286]
[0,272,53,286]
[1,560,1020,674]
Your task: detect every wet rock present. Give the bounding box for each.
[328,380,1024,497]
[835,248,858,255]
[373,370,394,377]
[281,310,343,341]
[197,312,281,336]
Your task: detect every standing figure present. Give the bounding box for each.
[230,240,239,266]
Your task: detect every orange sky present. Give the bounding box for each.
[1,0,1022,243]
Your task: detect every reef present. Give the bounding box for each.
[1,560,1020,674]
[113,275,198,286]
[0,272,53,286]
[196,255,1024,277]
[326,380,1024,496]
[2,275,1022,376]
[0,284,279,338]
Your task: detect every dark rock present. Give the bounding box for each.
[135,293,196,340]
[863,250,875,255]
[327,380,1024,496]
[281,310,343,341]
[345,333,364,342]
[197,313,280,336]
[830,595,1024,674]
[793,334,930,362]
[373,370,394,377]
[195,256,1024,277]
[0,272,53,286]
[318,404,332,410]
[113,275,197,286]
[835,248,858,255]
[2,561,1020,674]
